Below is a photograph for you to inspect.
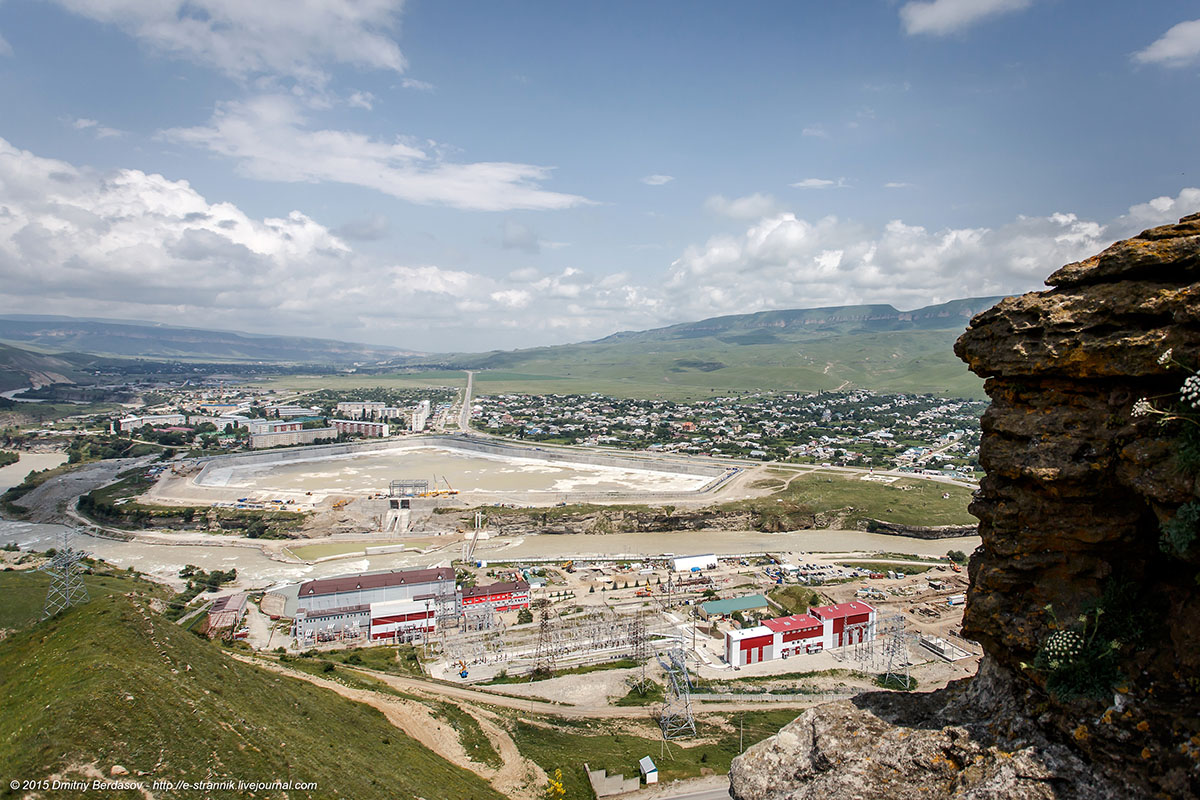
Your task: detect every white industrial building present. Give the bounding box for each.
[293,567,457,642]
[671,554,718,572]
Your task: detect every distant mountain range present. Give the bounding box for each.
[389,296,1005,398]
[0,315,418,364]
[0,297,1005,397]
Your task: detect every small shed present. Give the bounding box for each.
[639,756,658,785]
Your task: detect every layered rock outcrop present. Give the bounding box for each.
[730,213,1200,799]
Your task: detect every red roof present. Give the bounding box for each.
[762,614,822,633]
[300,567,454,597]
[810,601,874,619]
[462,580,529,600]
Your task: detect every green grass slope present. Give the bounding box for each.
[380,298,1004,399]
[0,589,502,800]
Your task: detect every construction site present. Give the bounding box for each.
[248,545,980,748]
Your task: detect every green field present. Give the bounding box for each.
[767,471,976,528]
[0,586,504,800]
[253,318,986,401]
[508,710,802,798]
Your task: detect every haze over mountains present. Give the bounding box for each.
[0,297,1004,398]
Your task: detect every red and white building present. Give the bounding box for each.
[461,580,531,612]
[368,598,437,640]
[724,602,876,667]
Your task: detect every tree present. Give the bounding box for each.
[947,550,968,564]
[517,607,534,625]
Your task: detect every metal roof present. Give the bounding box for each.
[699,594,769,616]
[810,601,874,619]
[299,567,454,597]
[762,613,822,633]
[462,580,529,599]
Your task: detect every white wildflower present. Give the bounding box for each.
[1157,348,1173,366]
[1131,398,1155,417]
[1183,375,1200,408]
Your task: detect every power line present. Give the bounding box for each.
[39,530,90,619]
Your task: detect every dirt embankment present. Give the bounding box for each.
[434,504,774,535]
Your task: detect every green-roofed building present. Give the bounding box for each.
[698,594,769,620]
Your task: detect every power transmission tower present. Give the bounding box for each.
[39,530,89,619]
[657,646,696,740]
[880,616,914,690]
[534,606,557,677]
[630,610,650,695]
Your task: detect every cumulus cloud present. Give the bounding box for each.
[2,136,1196,352]
[641,174,674,186]
[662,189,1198,322]
[705,193,779,220]
[347,91,375,110]
[884,181,914,189]
[70,117,123,139]
[801,126,829,138]
[49,0,407,86]
[900,0,1032,36]
[162,96,588,211]
[1133,19,1200,68]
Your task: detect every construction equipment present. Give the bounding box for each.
[456,659,469,679]
[331,498,351,510]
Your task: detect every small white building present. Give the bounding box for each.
[638,756,658,785]
[670,554,718,573]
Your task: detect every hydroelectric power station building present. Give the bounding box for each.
[292,567,458,643]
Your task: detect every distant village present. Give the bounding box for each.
[473,390,984,476]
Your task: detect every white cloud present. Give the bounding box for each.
[662,190,1199,322]
[401,78,434,92]
[1133,19,1200,68]
[162,95,589,211]
[900,0,1032,36]
[70,117,123,138]
[641,174,674,186]
[50,0,407,86]
[0,31,11,57]
[2,136,1197,352]
[884,181,914,189]
[347,91,375,111]
[705,193,779,220]
[790,178,847,189]
[801,126,829,138]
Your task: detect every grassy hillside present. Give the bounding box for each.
[0,583,503,800]
[329,298,1003,400]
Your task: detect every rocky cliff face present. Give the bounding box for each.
[730,213,1200,799]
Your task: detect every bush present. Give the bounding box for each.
[517,608,534,625]
[946,550,968,564]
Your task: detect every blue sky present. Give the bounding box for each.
[0,0,1197,352]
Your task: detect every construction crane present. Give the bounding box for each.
[418,476,460,497]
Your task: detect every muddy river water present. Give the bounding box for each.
[0,515,979,591]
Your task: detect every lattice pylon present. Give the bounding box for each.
[657,646,696,740]
[39,530,89,619]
